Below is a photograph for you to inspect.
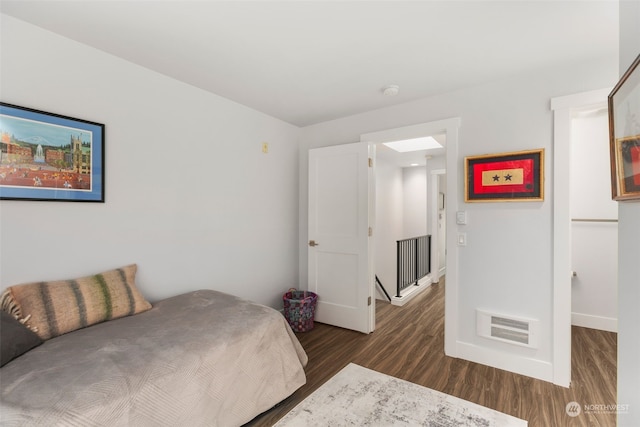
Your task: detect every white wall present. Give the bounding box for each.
[0,15,300,308]
[617,0,640,424]
[402,166,427,238]
[374,155,403,298]
[299,55,618,382]
[374,158,429,299]
[570,111,618,331]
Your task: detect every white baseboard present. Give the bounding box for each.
[571,312,617,332]
[431,268,446,284]
[454,340,555,384]
[391,276,432,306]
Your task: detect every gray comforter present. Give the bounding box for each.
[0,289,308,426]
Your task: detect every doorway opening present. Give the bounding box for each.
[569,104,618,333]
[359,118,461,314]
[551,87,613,387]
[372,136,446,306]
[305,117,461,336]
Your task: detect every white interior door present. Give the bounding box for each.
[308,142,374,334]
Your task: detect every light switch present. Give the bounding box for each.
[262,142,269,154]
[456,211,467,225]
[457,233,467,246]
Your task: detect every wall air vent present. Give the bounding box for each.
[476,309,539,349]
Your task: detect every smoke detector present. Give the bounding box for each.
[382,85,399,96]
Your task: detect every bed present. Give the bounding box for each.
[1,281,308,426]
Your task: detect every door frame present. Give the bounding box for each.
[361,117,461,356]
[430,168,446,283]
[550,87,611,387]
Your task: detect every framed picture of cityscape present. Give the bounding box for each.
[0,103,105,202]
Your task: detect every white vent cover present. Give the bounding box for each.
[476,309,539,349]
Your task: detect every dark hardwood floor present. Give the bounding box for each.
[246,279,617,427]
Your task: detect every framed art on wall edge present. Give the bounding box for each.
[609,53,640,202]
[465,149,544,202]
[0,102,105,202]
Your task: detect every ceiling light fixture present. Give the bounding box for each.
[382,85,399,96]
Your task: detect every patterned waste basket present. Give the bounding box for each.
[283,289,318,332]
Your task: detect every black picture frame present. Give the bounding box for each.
[465,149,544,202]
[0,103,105,202]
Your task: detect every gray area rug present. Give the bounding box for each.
[275,363,527,426]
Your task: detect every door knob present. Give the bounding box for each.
[309,240,319,247]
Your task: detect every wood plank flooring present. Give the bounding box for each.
[246,279,617,427]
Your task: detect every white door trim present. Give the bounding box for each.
[368,143,376,330]
[430,168,446,283]
[550,87,611,387]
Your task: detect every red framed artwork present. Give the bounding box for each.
[609,53,640,201]
[464,149,544,202]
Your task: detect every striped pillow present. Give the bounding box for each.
[0,264,151,341]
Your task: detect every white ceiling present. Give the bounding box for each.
[1,0,619,129]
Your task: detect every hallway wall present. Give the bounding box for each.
[374,156,403,299]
